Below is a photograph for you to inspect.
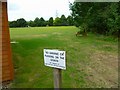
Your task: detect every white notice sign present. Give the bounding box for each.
[44,49,66,70]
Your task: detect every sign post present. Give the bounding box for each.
[53,68,61,88]
[43,49,66,89]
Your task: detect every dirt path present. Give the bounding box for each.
[84,51,118,88]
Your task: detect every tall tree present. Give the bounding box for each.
[9,21,18,28]
[70,2,119,36]
[34,17,40,27]
[70,2,94,36]
[67,15,74,26]
[48,17,53,26]
[39,17,47,26]
[16,18,27,27]
[60,15,67,26]
[28,20,35,27]
[54,17,61,26]
[105,3,120,36]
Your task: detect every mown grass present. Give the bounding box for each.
[10,26,118,88]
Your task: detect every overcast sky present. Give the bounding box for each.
[7,0,74,21]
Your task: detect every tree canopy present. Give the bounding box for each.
[9,15,75,27]
[48,17,53,26]
[9,18,27,27]
[70,2,120,37]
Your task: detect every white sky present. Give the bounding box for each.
[8,0,74,21]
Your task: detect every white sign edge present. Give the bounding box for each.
[43,49,66,70]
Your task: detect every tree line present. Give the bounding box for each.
[9,2,119,37]
[9,15,74,28]
[70,2,120,37]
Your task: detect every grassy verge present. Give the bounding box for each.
[10,26,118,88]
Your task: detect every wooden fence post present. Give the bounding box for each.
[53,68,62,89]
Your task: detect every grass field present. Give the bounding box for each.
[9,26,118,88]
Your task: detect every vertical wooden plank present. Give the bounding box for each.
[53,68,62,89]
[0,1,2,85]
[2,1,14,82]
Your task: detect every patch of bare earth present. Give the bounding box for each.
[14,34,47,38]
[52,32,61,35]
[31,34,47,37]
[84,51,118,88]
